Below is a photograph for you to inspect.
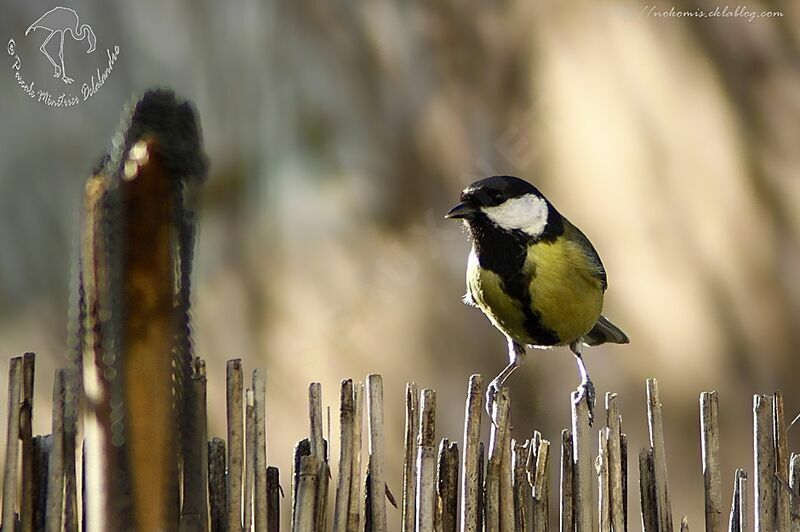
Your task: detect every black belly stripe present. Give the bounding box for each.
[470,217,560,345]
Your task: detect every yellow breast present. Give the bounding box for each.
[466,249,532,342]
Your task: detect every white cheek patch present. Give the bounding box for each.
[482,194,549,236]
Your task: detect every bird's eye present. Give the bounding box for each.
[491,192,504,203]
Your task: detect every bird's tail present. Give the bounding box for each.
[583,315,629,346]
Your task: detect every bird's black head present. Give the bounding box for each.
[445,176,560,239]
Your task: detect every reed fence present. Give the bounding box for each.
[1,351,798,531]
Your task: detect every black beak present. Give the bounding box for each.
[445,201,477,220]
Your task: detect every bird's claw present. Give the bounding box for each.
[61,75,74,84]
[574,378,596,426]
[53,67,61,78]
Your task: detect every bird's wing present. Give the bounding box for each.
[566,221,607,291]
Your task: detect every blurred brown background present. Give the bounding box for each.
[1,0,800,528]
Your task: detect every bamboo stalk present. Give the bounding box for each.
[486,387,512,532]
[774,392,791,531]
[639,448,657,532]
[478,442,485,532]
[81,436,86,532]
[309,382,329,531]
[116,113,195,530]
[460,374,483,532]
[728,473,741,532]
[486,419,500,530]
[500,413,514,532]
[646,379,673,532]
[621,434,628,532]
[605,393,624,532]
[513,439,532,532]
[334,380,355,532]
[438,441,459,532]
[245,388,255,531]
[560,429,574,532]
[294,455,319,532]
[435,440,446,532]
[309,383,325,460]
[228,359,245,532]
[416,389,437,532]
[46,369,66,532]
[347,382,364,532]
[754,394,775,532]
[700,391,723,532]
[328,405,332,459]
[208,438,227,532]
[572,391,593,532]
[182,358,209,531]
[20,353,35,532]
[318,456,330,532]
[365,469,373,532]
[598,429,610,532]
[33,435,51,532]
[292,439,312,525]
[253,369,268,532]
[738,470,747,532]
[367,374,387,531]
[81,439,86,532]
[789,454,799,531]
[80,170,118,532]
[532,438,550,532]
[2,356,22,532]
[402,382,419,532]
[728,469,747,532]
[62,367,78,532]
[290,438,311,526]
[267,467,280,532]
[528,437,539,532]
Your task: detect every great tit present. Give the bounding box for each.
[445,175,629,422]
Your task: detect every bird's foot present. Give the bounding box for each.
[61,75,74,84]
[53,67,61,78]
[574,377,596,426]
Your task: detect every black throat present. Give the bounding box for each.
[466,211,564,345]
[468,207,564,274]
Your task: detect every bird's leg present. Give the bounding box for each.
[486,338,526,420]
[570,341,596,425]
[39,32,59,77]
[58,33,73,84]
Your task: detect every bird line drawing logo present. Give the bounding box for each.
[7,6,119,108]
[25,7,96,85]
